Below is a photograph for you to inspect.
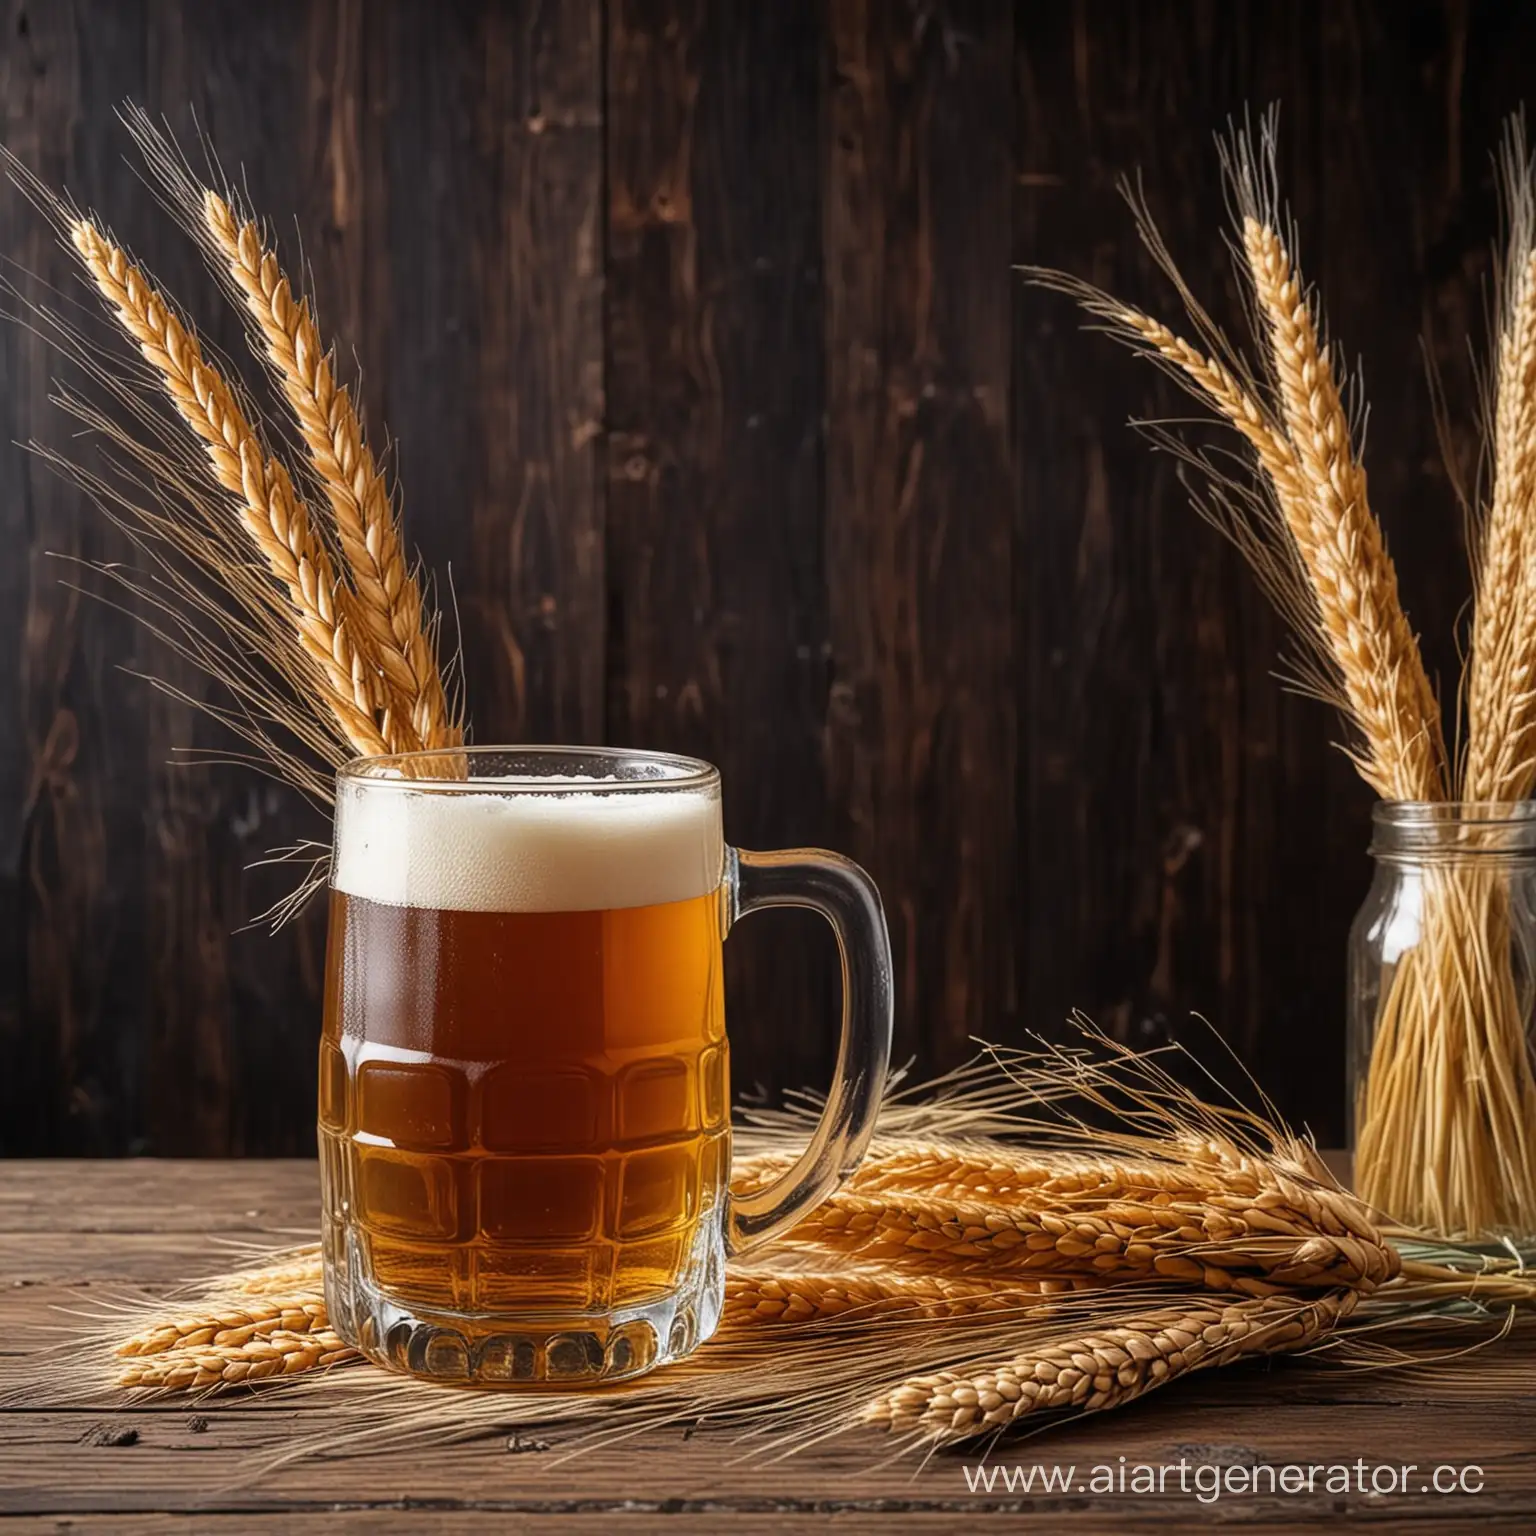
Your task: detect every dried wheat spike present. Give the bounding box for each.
[70,220,391,759]
[117,1296,328,1356]
[722,1269,1086,1325]
[1242,218,1445,801]
[735,1139,1316,1206]
[786,1177,1398,1296]
[204,192,459,753]
[223,1249,325,1296]
[864,1290,1353,1442]
[1466,247,1536,800]
[116,1328,355,1392]
[1114,307,1311,506]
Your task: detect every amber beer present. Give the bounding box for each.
[319,767,730,1373]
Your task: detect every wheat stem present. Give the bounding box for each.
[1241,218,1446,801]
[70,220,392,759]
[117,1297,328,1356]
[863,1290,1352,1442]
[117,1328,355,1391]
[1465,129,1536,801]
[723,1270,1086,1325]
[204,191,458,753]
[784,1181,1398,1295]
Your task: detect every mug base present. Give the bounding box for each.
[323,1217,726,1387]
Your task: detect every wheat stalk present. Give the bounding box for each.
[1354,856,1536,1236]
[1464,256,1536,799]
[863,1290,1353,1442]
[99,1232,1536,1400]
[117,1297,328,1356]
[69,219,392,759]
[723,1269,1087,1325]
[1466,123,1536,800]
[1026,118,1536,1246]
[1112,307,1310,503]
[130,1262,1073,1343]
[1234,147,1536,1242]
[1037,125,1448,802]
[81,1033,1536,1465]
[1347,135,1536,1237]
[1026,267,1444,798]
[737,1137,1324,1205]
[1240,217,1446,801]
[117,1329,355,1391]
[220,1251,325,1296]
[783,1181,1398,1295]
[203,191,458,753]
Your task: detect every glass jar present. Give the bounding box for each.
[1348,802,1536,1247]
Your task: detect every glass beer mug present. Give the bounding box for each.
[318,746,893,1384]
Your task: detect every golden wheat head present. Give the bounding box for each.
[202,191,459,754]
[69,218,395,760]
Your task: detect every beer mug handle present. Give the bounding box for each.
[723,847,894,1255]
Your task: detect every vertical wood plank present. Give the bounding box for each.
[1014,0,1354,1123]
[606,0,832,1090]
[370,0,479,733]
[0,0,157,1155]
[823,0,1016,1071]
[142,0,322,1155]
[0,0,91,1154]
[475,0,605,742]
[382,0,605,746]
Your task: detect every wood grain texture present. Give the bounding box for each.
[2,1160,1535,1530]
[1,1,1535,1154]
[0,0,165,1158]
[824,0,1016,1069]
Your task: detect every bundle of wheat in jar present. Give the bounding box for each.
[1035,111,1536,1246]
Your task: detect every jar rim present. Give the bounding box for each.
[1373,800,1536,827]
[1370,800,1536,858]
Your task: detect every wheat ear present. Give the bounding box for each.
[1241,218,1445,801]
[863,1290,1352,1442]
[117,1329,355,1391]
[1113,308,1310,503]
[736,1138,1325,1206]
[220,1250,325,1295]
[786,1181,1398,1295]
[723,1270,1088,1325]
[165,1253,1073,1332]
[117,1297,328,1356]
[203,192,458,753]
[70,220,392,758]
[1465,229,1536,799]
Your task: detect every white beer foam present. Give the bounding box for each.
[333,774,724,913]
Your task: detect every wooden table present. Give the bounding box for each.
[3,1161,1536,1532]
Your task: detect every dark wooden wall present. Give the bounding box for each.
[0,0,1527,1155]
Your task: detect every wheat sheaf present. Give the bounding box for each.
[1029,108,1536,1242]
[49,1035,1535,1464]
[0,114,461,865]
[69,221,394,761]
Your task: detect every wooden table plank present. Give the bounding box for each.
[2,1161,1534,1529]
[0,1162,321,1234]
